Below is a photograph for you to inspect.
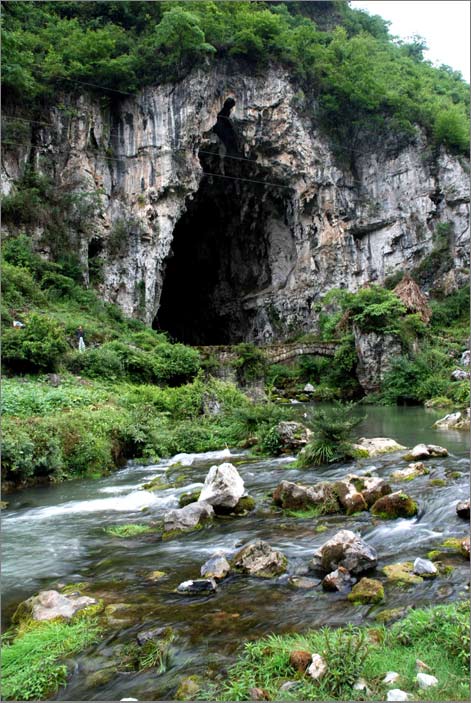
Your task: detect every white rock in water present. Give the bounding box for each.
[387,689,410,701]
[352,437,405,457]
[383,672,401,685]
[416,673,438,688]
[307,653,327,680]
[198,462,245,508]
[413,557,437,577]
[120,699,138,701]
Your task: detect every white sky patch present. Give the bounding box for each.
[350,1,470,82]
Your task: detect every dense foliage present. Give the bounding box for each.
[2,1,469,152]
[297,400,364,466]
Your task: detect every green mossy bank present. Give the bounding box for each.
[202,601,470,702]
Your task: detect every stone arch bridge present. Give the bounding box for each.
[196,341,338,365]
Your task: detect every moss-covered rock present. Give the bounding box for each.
[347,577,384,604]
[175,675,203,700]
[142,475,172,491]
[145,570,167,582]
[178,489,201,507]
[428,478,447,487]
[382,562,423,586]
[370,491,418,519]
[391,463,429,481]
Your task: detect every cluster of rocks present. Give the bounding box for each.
[162,463,255,538]
[272,476,418,519]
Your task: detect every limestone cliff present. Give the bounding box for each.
[2,65,469,343]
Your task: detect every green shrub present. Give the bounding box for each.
[2,313,67,373]
[65,347,124,380]
[297,401,364,467]
[232,343,267,383]
[259,426,282,456]
[151,342,201,384]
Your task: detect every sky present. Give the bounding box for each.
[350,1,470,82]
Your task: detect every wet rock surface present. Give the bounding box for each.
[163,501,214,536]
[19,589,97,622]
[311,530,378,575]
[231,540,288,578]
[370,491,418,519]
[198,463,245,508]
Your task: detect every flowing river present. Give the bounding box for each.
[2,405,469,701]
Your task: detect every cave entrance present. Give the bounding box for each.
[154,139,290,345]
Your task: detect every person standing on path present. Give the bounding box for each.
[76,325,86,352]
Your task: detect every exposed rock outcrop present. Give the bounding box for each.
[2,65,469,341]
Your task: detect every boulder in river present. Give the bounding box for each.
[322,566,355,593]
[231,540,288,578]
[382,562,423,586]
[391,463,429,481]
[434,411,470,431]
[275,421,312,451]
[370,491,418,519]
[201,554,231,580]
[412,558,437,578]
[163,501,214,538]
[198,463,245,508]
[456,499,470,519]
[333,481,368,515]
[17,589,97,622]
[272,480,339,513]
[176,579,217,594]
[403,444,449,460]
[351,437,405,457]
[347,577,384,604]
[345,475,392,507]
[310,530,377,575]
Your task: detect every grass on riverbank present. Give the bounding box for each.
[202,601,469,702]
[1,617,103,701]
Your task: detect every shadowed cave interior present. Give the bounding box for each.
[155,150,290,345]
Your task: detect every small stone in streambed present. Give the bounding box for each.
[176,579,217,594]
[382,562,423,586]
[456,499,470,519]
[21,589,97,622]
[145,570,167,582]
[231,540,288,578]
[175,675,203,700]
[383,672,401,685]
[403,443,448,461]
[311,529,377,575]
[416,673,438,688]
[460,535,470,559]
[391,463,428,481]
[289,650,312,673]
[307,653,327,680]
[413,558,437,578]
[248,687,270,700]
[387,690,410,701]
[322,567,354,593]
[288,576,321,589]
[200,554,231,580]
[136,626,171,646]
[347,577,384,604]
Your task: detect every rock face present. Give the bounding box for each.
[311,530,377,575]
[2,65,469,342]
[20,590,97,621]
[354,328,403,393]
[231,540,287,578]
[198,463,245,508]
[163,501,214,536]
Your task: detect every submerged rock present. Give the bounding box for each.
[178,489,201,507]
[352,437,405,457]
[176,579,217,594]
[311,530,377,575]
[322,567,355,593]
[370,491,418,519]
[391,463,429,481]
[456,499,470,519]
[175,675,203,700]
[403,444,449,460]
[198,463,245,508]
[200,554,231,580]
[136,626,171,646]
[18,589,97,622]
[163,501,214,537]
[347,577,384,604]
[288,576,321,589]
[231,540,288,578]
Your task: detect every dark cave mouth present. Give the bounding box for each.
[154,149,290,346]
